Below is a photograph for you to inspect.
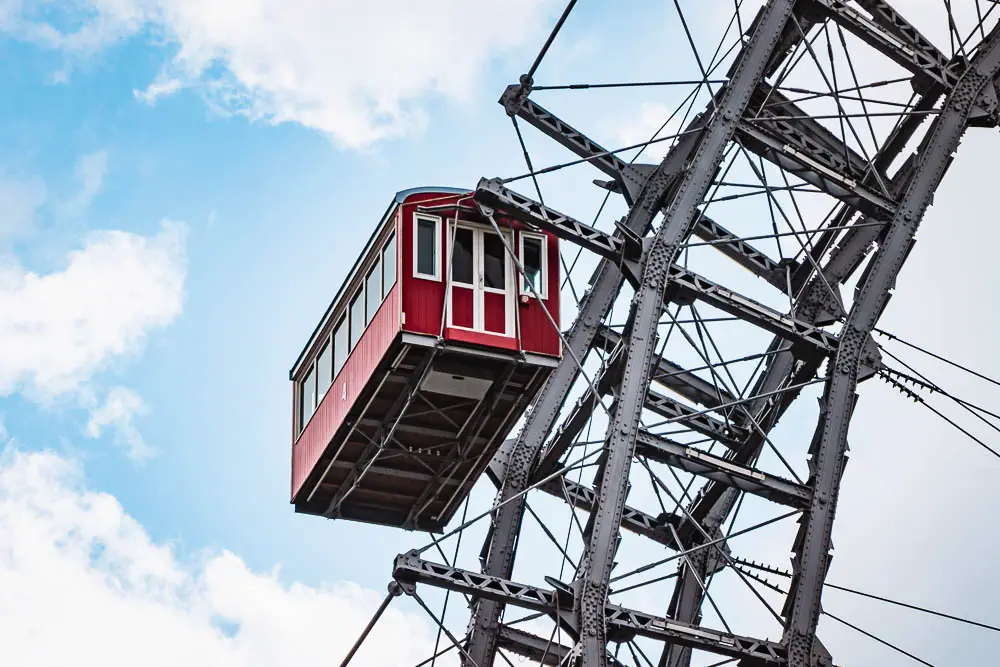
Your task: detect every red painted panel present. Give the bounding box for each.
[396,192,561,357]
[513,228,561,357]
[399,192,455,337]
[292,283,401,500]
[450,286,474,329]
[483,291,507,335]
[445,327,520,351]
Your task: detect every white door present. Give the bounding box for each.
[447,223,513,336]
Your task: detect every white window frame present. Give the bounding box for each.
[446,220,515,336]
[519,231,548,300]
[413,214,442,281]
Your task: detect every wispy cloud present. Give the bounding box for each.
[58,150,109,218]
[0,0,557,149]
[85,386,153,461]
[0,173,46,242]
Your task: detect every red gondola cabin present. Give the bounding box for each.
[290,187,561,531]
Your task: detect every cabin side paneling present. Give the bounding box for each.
[515,229,561,357]
[400,194,451,337]
[292,281,401,501]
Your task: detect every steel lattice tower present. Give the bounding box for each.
[343,2,1000,666]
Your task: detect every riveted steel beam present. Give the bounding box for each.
[783,24,1000,665]
[394,553,787,663]
[573,4,800,665]
[809,0,958,92]
[635,430,811,509]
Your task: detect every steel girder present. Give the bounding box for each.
[569,2,801,664]
[782,22,1000,665]
[379,4,1000,667]
[394,552,788,664]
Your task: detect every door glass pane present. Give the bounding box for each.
[522,236,544,294]
[333,316,348,377]
[416,218,437,277]
[483,232,506,290]
[382,233,396,297]
[316,339,332,402]
[365,264,381,324]
[451,227,474,285]
[349,291,364,348]
[301,366,316,429]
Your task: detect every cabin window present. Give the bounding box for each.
[414,215,440,280]
[316,339,332,403]
[365,264,381,325]
[483,232,506,290]
[381,233,396,298]
[349,290,364,348]
[301,365,316,430]
[520,233,547,298]
[333,315,348,377]
[451,226,474,285]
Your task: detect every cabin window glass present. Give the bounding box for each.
[381,233,396,297]
[483,232,506,290]
[414,216,440,280]
[333,316,348,377]
[316,339,332,403]
[451,227,474,285]
[365,264,381,324]
[350,290,364,348]
[301,365,316,430]
[520,234,547,298]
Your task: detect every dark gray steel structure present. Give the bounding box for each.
[373,2,1000,666]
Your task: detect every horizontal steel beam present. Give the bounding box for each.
[597,326,739,409]
[497,625,627,667]
[500,86,657,204]
[809,0,958,91]
[736,118,897,216]
[538,475,682,550]
[668,265,840,357]
[689,214,793,290]
[476,179,840,361]
[635,430,811,508]
[485,444,682,550]
[476,177,637,266]
[645,388,749,451]
[393,553,787,663]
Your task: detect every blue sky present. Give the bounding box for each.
[1,1,1000,665]
[0,0,718,591]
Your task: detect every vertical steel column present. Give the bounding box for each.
[464,192,638,667]
[573,4,797,665]
[466,82,705,667]
[783,25,1000,666]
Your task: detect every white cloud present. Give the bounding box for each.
[0,447,444,666]
[6,0,556,149]
[85,386,153,461]
[0,219,186,399]
[0,173,46,241]
[601,101,686,164]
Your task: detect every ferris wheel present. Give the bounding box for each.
[289,2,1000,665]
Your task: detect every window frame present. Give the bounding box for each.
[413,214,442,281]
[349,288,365,349]
[519,231,548,299]
[365,262,381,326]
[316,336,333,404]
[300,362,317,434]
[332,314,348,380]
[381,232,397,298]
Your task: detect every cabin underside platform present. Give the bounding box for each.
[293,332,557,532]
